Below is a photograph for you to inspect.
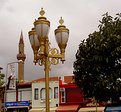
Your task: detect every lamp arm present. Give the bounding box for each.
[48,53,62,59]
[48,47,65,63]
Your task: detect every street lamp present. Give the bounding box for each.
[28,8,69,112]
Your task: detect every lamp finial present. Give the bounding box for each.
[40,8,45,16]
[59,17,64,25]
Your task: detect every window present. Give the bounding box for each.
[60,88,66,103]
[54,87,58,99]
[34,88,38,100]
[40,88,45,100]
[40,88,52,100]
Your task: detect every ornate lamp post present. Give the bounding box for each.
[28,8,69,112]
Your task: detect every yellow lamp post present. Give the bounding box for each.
[28,8,69,112]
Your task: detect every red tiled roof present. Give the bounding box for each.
[17,76,59,87]
[64,75,75,84]
[17,81,31,88]
[17,76,76,88]
[32,76,59,82]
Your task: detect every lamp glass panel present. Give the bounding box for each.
[34,35,39,46]
[35,24,50,38]
[55,32,69,45]
[29,35,34,46]
[29,34,39,47]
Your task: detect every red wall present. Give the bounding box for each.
[66,88,84,104]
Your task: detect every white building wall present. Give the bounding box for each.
[6,90,16,102]
[32,80,59,109]
[18,88,32,101]
[6,88,32,102]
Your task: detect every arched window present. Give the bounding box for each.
[40,88,52,100]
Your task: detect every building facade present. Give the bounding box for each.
[29,77,59,112]
[4,82,32,112]
[3,75,105,112]
[56,76,84,112]
[56,76,105,112]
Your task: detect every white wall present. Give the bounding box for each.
[6,88,32,102]
[32,80,59,108]
[18,88,32,101]
[6,90,16,102]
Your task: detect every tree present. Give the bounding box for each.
[73,13,121,103]
[0,69,5,87]
[0,69,5,97]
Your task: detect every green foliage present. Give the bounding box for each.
[73,13,121,102]
[0,72,5,87]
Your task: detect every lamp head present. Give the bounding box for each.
[28,28,40,51]
[34,8,50,39]
[28,28,40,64]
[55,17,69,53]
[55,17,69,63]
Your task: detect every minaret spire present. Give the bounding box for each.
[17,31,26,82]
[19,31,24,44]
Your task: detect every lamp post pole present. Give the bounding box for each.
[28,8,69,112]
[45,57,50,111]
[44,39,50,112]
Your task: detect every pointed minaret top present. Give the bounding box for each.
[19,31,24,44]
[17,30,26,62]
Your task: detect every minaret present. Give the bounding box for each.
[17,31,26,82]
